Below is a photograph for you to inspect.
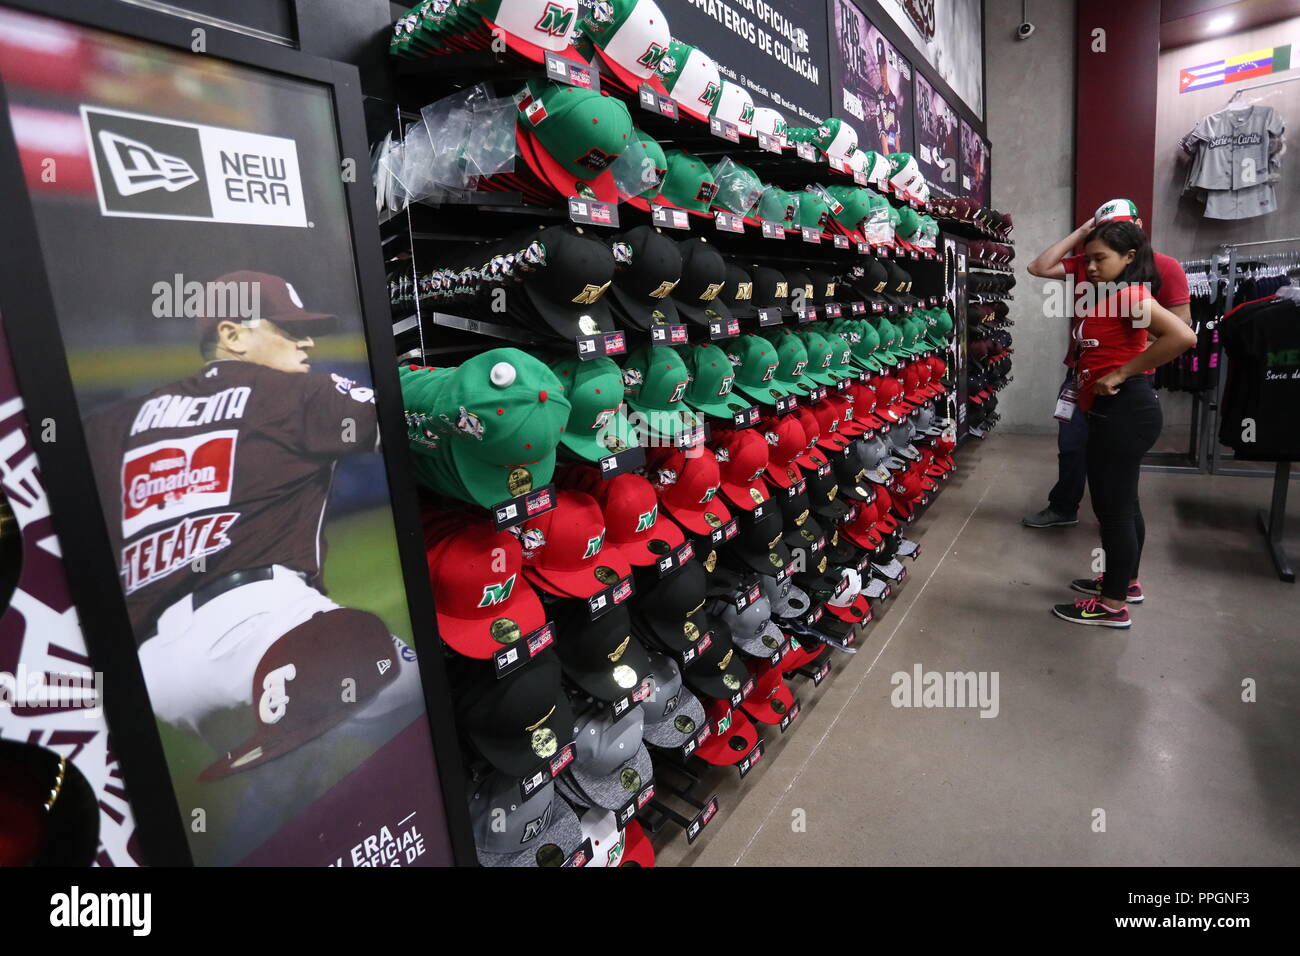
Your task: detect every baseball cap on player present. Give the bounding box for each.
[581,0,672,92]
[649,445,732,535]
[461,650,577,775]
[596,473,684,567]
[469,773,585,868]
[194,271,337,339]
[677,341,752,420]
[199,609,400,781]
[554,604,653,703]
[672,238,731,325]
[693,697,759,765]
[1095,198,1140,224]
[620,344,701,439]
[549,356,638,461]
[640,648,708,748]
[426,521,546,659]
[521,490,630,598]
[656,39,721,122]
[606,225,682,330]
[712,427,772,511]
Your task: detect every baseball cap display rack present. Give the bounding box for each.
[375,13,980,865]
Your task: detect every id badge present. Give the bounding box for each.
[1054,384,1079,422]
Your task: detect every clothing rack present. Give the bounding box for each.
[1214,237,1299,582]
[1226,73,1300,105]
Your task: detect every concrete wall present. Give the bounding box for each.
[1151,16,1300,262]
[983,0,1077,434]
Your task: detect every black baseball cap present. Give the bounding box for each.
[554,604,653,704]
[807,268,839,307]
[681,618,750,702]
[724,508,793,577]
[805,459,853,522]
[751,266,793,317]
[520,226,617,338]
[607,225,682,331]
[632,558,710,653]
[460,651,577,775]
[832,445,875,502]
[672,238,732,326]
[784,268,815,315]
[720,261,758,320]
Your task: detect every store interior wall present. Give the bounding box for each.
[1151,15,1300,261]
[984,0,1078,434]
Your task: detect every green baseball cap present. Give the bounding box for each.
[656,149,718,214]
[612,127,667,201]
[725,334,784,404]
[400,350,572,507]
[710,159,763,216]
[795,330,840,387]
[872,317,900,366]
[752,184,796,225]
[786,117,858,159]
[824,332,856,380]
[675,342,754,419]
[620,345,701,439]
[835,318,881,372]
[760,328,811,396]
[896,205,922,240]
[518,81,633,201]
[793,190,831,231]
[926,308,954,348]
[826,185,873,234]
[549,356,639,462]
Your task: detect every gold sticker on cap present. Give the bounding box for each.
[769,552,784,568]
[490,618,521,645]
[704,512,723,529]
[775,282,789,297]
[648,279,680,299]
[704,551,718,572]
[620,768,643,793]
[797,509,809,526]
[613,664,638,689]
[750,487,764,504]
[828,484,839,501]
[607,635,631,662]
[770,697,787,715]
[719,649,733,670]
[530,727,558,759]
[699,282,724,302]
[768,532,782,549]
[674,715,697,735]
[787,467,798,483]
[832,530,840,546]
[818,556,828,573]
[572,280,612,304]
[684,620,700,642]
[594,566,620,586]
[723,673,741,691]
[800,527,814,542]
[507,468,533,498]
[762,634,779,649]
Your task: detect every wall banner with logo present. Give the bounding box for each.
[0,0,469,866]
[959,117,990,206]
[827,0,915,159]
[914,71,959,198]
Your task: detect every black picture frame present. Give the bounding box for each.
[0,0,475,866]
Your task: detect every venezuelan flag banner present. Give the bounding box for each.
[1179,43,1291,93]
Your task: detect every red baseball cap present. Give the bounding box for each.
[649,446,733,535]
[597,472,685,566]
[779,637,825,674]
[871,485,901,531]
[826,394,868,438]
[759,416,809,489]
[740,662,796,725]
[694,698,759,766]
[428,521,546,659]
[847,381,887,430]
[810,400,851,452]
[521,490,632,598]
[713,428,773,512]
[515,123,621,206]
[841,499,884,551]
[619,819,656,867]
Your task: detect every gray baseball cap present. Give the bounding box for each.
[856,435,898,484]
[469,773,585,868]
[560,707,655,811]
[640,649,708,749]
[713,590,785,658]
[761,573,812,620]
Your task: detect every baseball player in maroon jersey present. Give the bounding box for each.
[85,271,422,816]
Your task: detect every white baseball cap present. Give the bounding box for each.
[751,106,789,143]
[658,40,721,122]
[711,80,755,134]
[583,0,672,89]
[1095,198,1140,224]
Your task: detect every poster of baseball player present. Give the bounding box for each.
[915,72,960,196]
[829,0,915,159]
[0,8,453,866]
[960,117,991,207]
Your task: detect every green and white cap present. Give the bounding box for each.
[711,81,756,134]
[582,0,672,86]
[478,0,579,61]
[788,117,857,163]
[657,39,721,122]
[1095,198,1139,224]
[751,106,788,143]
[858,150,893,189]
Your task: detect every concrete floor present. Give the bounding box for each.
[651,433,1300,866]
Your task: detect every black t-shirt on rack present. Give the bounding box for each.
[1218,294,1300,461]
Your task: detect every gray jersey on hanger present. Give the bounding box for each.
[1181,104,1285,191]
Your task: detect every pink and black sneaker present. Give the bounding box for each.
[1052,596,1131,629]
[1069,576,1144,604]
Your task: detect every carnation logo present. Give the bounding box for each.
[82,106,307,227]
[120,430,238,537]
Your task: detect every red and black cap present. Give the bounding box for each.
[712,427,773,512]
[606,225,682,331]
[740,660,796,725]
[760,415,810,490]
[427,520,546,660]
[648,445,732,536]
[693,698,760,766]
[459,650,577,776]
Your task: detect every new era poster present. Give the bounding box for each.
[828,0,915,158]
[960,117,990,207]
[877,0,984,119]
[914,71,958,196]
[0,7,453,866]
[657,0,831,124]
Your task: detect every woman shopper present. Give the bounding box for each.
[1046,221,1197,628]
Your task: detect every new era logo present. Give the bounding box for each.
[98,130,199,195]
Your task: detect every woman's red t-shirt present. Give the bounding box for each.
[1072,283,1152,411]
